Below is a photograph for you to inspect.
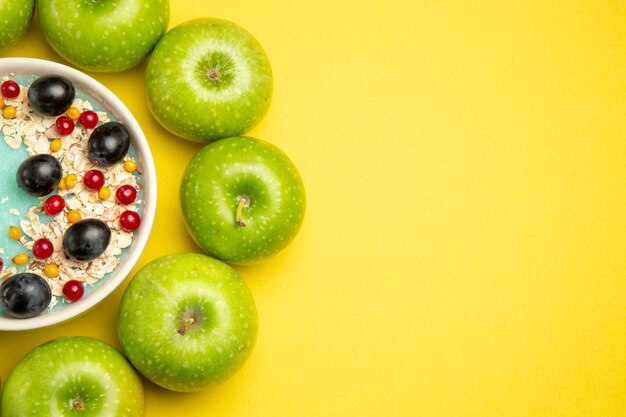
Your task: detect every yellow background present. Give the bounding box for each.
[1,1,625,416]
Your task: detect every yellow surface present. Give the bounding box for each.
[1,1,625,416]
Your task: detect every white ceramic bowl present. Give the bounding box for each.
[0,57,156,331]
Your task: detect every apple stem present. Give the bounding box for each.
[71,398,86,411]
[177,317,195,336]
[206,68,222,83]
[235,196,250,227]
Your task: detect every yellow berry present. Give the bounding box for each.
[50,138,63,152]
[8,226,21,240]
[65,173,78,188]
[98,186,111,200]
[67,106,81,120]
[67,209,82,223]
[3,105,16,119]
[58,177,67,190]
[12,253,29,265]
[45,264,59,278]
[124,160,137,173]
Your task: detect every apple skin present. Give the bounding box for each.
[1,336,144,416]
[37,0,169,72]
[145,18,273,142]
[0,0,34,52]
[118,253,258,392]
[180,136,306,264]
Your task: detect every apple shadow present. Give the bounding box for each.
[140,363,258,415]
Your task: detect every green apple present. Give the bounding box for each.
[1,336,144,416]
[37,0,169,72]
[118,253,258,392]
[181,136,306,264]
[145,18,273,142]
[0,0,34,52]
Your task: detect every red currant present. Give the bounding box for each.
[56,116,75,136]
[78,110,98,129]
[83,169,106,191]
[1,80,19,98]
[32,238,54,259]
[120,210,141,232]
[0,258,3,272]
[116,185,137,205]
[62,280,84,302]
[44,195,65,215]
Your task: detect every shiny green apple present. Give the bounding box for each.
[0,0,34,52]
[1,336,144,416]
[145,18,273,142]
[37,0,169,72]
[180,136,306,264]
[118,253,258,392]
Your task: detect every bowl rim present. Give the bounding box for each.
[0,57,157,331]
